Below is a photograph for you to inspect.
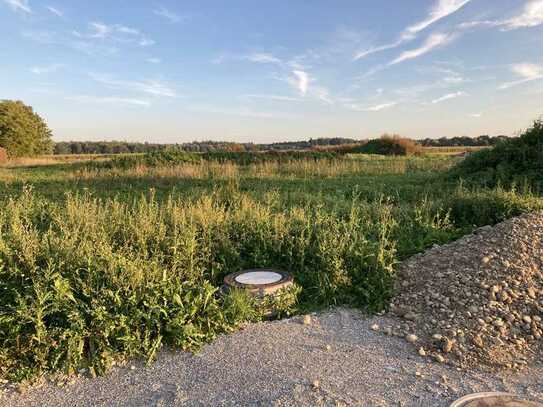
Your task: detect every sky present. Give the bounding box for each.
[1,0,542,143]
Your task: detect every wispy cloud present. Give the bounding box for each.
[22,30,119,55]
[499,63,543,89]
[29,63,63,74]
[246,53,282,64]
[431,90,467,103]
[404,0,472,37]
[3,0,31,13]
[389,32,457,65]
[348,102,397,112]
[146,58,161,64]
[241,94,302,102]
[354,0,471,60]
[460,0,543,31]
[90,73,177,98]
[469,112,482,118]
[67,95,150,107]
[190,105,297,119]
[291,70,309,95]
[502,0,543,30]
[154,5,182,23]
[46,5,62,17]
[83,22,140,39]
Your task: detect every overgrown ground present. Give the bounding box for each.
[1,152,542,382]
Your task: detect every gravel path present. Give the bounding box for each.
[2,308,542,407]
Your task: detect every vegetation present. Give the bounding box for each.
[0,100,54,158]
[349,134,423,156]
[53,135,513,156]
[451,120,543,191]
[1,129,542,383]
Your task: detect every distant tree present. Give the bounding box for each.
[0,100,53,157]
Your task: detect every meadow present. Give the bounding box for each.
[1,151,542,381]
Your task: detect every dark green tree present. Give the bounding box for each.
[0,100,53,157]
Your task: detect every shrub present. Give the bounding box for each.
[450,119,543,191]
[348,134,422,156]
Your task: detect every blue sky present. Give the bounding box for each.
[1,0,542,143]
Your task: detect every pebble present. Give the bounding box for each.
[405,334,418,343]
[418,347,427,357]
[370,324,380,331]
[303,315,312,326]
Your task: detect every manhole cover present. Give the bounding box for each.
[450,392,543,407]
[223,268,293,296]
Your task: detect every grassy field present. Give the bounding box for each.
[1,152,542,381]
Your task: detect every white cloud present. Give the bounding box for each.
[354,0,471,60]
[139,38,155,47]
[146,58,161,64]
[241,94,302,102]
[246,53,282,64]
[347,102,398,112]
[291,70,309,95]
[154,6,182,23]
[502,0,543,30]
[365,102,397,111]
[3,0,31,13]
[431,90,467,103]
[460,1,543,31]
[87,22,140,39]
[389,32,457,65]
[404,0,472,37]
[90,73,177,98]
[499,63,543,89]
[29,63,63,74]
[67,95,150,107]
[46,5,62,17]
[469,112,482,118]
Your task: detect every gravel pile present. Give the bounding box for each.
[389,212,543,370]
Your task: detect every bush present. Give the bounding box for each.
[450,119,543,191]
[348,134,422,156]
[0,189,397,381]
[0,100,54,158]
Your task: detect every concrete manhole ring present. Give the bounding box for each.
[450,392,543,407]
[223,268,293,296]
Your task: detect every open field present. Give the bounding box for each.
[421,146,489,156]
[1,152,542,382]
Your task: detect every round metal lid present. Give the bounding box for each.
[234,270,283,285]
[450,392,542,407]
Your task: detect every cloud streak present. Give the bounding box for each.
[46,5,62,17]
[460,0,543,31]
[67,95,150,107]
[154,6,182,23]
[389,32,457,65]
[354,0,471,60]
[499,63,543,89]
[3,0,31,13]
[431,90,467,103]
[90,73,177,98]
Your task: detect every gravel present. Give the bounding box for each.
[391,212,543,370]
[2,309,542,407]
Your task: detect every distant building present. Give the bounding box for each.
[0,147,7,163]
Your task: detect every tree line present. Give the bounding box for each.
[0,99,514,158]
